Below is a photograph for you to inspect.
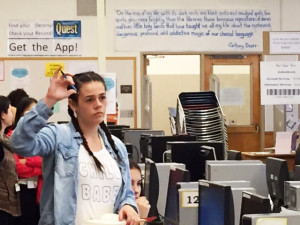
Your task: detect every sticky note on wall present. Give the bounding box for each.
[45,63,65,77]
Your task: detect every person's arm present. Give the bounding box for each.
[10,67,76,157]
[10,100,56,157]
[14,154,42,178]
[25,155,42,168]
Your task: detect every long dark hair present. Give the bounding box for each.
[68,71,120,171]
[0,96,10,132]
[13,97,37,129]
[129,159,141,173]
[7,89,29,107]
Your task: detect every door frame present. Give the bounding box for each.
[204,54,262,151]
[140,53,264,151]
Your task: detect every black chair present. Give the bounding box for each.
[294,165,300,181]
[295,144,300,166]
[227,149,242,160]
[266,157,290,212]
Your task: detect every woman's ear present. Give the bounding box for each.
[0,111,5,121]
[68,99,77,112]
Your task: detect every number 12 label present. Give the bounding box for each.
[181,190,199,208]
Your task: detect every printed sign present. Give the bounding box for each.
[260,61,300,105]
[10,66,30,92]
[53,21,81,38]
[269,32,300,54]
[103,73,117,114]
[8,20,82,56]
[120,85,132,94]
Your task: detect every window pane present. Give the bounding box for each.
[212,65,251,126]
[147,55,200,75]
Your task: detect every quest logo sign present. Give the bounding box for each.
[53,21,81,38]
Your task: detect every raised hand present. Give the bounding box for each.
[43,66,77,108]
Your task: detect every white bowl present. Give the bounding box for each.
[84,213,126,225]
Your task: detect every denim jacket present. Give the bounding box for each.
[10,100,137,225]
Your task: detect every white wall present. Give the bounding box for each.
[281,0,300,30]
[1,0,300,127]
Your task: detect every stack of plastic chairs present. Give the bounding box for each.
[175,91,228,156]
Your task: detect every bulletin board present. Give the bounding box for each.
[106,57,137,128]
[0,57,99,122]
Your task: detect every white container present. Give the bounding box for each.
[84,213,126,225]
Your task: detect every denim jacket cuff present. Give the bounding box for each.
[37,99,54,119]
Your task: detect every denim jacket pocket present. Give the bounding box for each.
[55,144,78,178]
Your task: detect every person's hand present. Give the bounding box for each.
[136,196,151,219]
[43,66,76,108]
[19,158,27,165]
[119,204,140,225]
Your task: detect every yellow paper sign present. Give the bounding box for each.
[45,63,64,77]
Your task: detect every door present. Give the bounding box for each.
[204,55,261,152]
[141,54,201,135]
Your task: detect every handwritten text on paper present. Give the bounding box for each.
[114,9,272,51]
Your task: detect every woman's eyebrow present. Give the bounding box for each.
[83,95,94,98]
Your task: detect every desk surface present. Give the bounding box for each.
[242,151,296,171]
[242,151,295,157]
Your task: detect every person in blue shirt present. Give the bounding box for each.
[10,68,139,225]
